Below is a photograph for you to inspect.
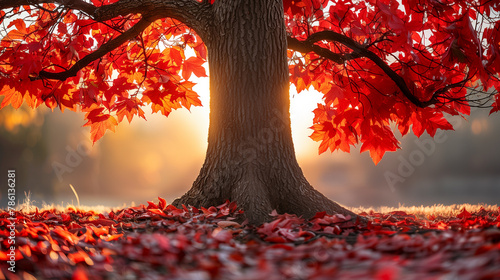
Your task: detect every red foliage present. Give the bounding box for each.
[1,1,500,162]
[285,0,500,163]
[1,200,499,279]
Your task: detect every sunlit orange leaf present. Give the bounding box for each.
[83,106,118,143]
[8,18,27,34]
[52,226,79,245]
[102,233,123,242]
[68,251,93,265]
[182,56,207,80]
[0,86,23,109]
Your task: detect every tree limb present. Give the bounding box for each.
[4,0,214,81]
[1,0,212,37]
[288,31,437,108]
[91,0,212,33]
[36,16,153,81]
[287,36,362,64]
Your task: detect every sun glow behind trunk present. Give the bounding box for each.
[190,78,323,159]
[289,86,324,157]
[182,45,323,159]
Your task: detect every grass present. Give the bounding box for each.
[16,195,498,220]
[13,185,499,219]
[351,203,499,218]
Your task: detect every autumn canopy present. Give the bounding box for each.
[1,0,499,164]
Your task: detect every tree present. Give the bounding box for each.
[1,0,499,224]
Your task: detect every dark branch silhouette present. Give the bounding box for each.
[36,17,153,81]
[287,31,475,108]
[0,0,211,34]
[287,36,362,64]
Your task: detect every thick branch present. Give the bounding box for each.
[5,0,213,81]
[287,36,362,64]
[92,0,212,35]
[1,0,212,38]
[289,31,437,108]
[37,17,153,81]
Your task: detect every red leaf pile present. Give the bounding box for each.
[1,201,499,279]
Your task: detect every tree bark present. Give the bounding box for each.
[174,0,357,224]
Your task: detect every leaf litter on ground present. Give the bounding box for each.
[1,199,499,279]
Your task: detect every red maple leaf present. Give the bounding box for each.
[182,57,207,80]
[83,106,118,143]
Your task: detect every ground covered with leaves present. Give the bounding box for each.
[1,199,500,279]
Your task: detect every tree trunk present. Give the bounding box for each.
[174,0,356,224]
